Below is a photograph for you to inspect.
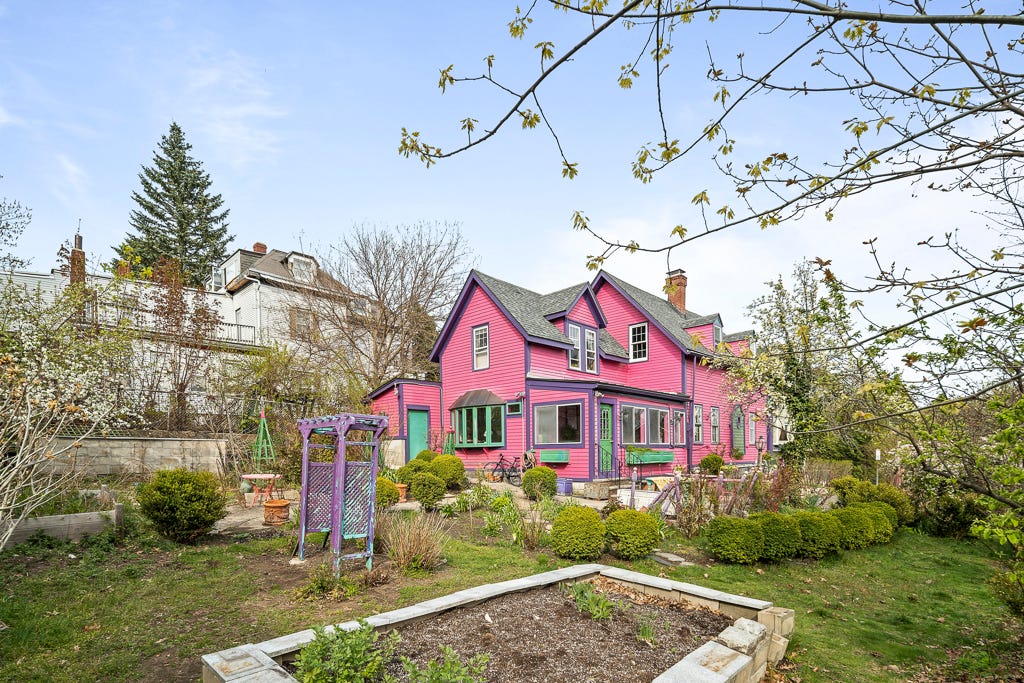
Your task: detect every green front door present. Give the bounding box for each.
[407,410,429,462]
[730,406,744,457]
[598,403,614,477]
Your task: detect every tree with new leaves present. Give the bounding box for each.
[114,122,231,288]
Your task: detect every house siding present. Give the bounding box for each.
[441,285,525,470]
[402,383,443,446]
[527,386,592,481]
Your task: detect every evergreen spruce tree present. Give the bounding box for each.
[113,122,231,287]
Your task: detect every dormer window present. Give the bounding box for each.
[290,255,315,283]
[713,323,723,350]
[222,255,240,286]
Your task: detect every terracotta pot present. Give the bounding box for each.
[263,499,290,526]
[395,483,409,503]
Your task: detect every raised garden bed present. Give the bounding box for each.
[202,565,794,683]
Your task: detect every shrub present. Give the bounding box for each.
[522,466,557,500]
[605,509,660,560]
[376,478,399,510]
[752,512,802,562]
[136,469,226,543]
[415,449,439,463]
[850,503,895,544]
[551,506,606,560]
[295,562,359,601]
[702,516,764,564]
[377,511,448,570]
[988,563,1024,617]
[402,645,488,683]
[870,483,915,526]
[700,453,725,475]
[792,510,842,559]
[829,475,863,505]
[829,507,874,550]
[865,500,899,529]
[410,472,446,511]
[600,498,626,517]
[919,493,986,538]
[429,455,465,490]
[294,619,400,683]
[396,459,431,485]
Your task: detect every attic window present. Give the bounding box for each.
[290,256,315,283]
[713,324,723,350]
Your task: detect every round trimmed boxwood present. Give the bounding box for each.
[376,477,400,510]
[396,459,430,484]
[751,512,802,562]
[522,465,557,500]
[829,507,874,550]
[551,506,606,560]
[792,510,842,559]
[850,502,895,544]
[410,472,446,510]
[137,469,226,543]
[871,483,915,526]
[429,455,465,490]
[702,516,764,564]
[605,509,660,560]
[700,453,725,475]
[415,449,439,462]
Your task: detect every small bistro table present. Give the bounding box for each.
[241,473,282,508]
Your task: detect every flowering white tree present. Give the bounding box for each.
[0,281,134,551]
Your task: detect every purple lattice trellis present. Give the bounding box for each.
[295,413,388,574]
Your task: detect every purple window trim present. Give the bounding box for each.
[532,399,585,446]
[564,319,601,375]
[567,322,582,371]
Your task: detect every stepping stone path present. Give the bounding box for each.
[652,551,696,567]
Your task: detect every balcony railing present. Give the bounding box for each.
[91,303,258,346]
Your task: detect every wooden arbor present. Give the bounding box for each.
[296,413,388,574]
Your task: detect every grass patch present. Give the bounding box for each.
[1,516,1020,682]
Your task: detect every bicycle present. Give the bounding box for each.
[480,451,534,487]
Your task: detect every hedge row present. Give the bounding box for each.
[551,507,660,561]
[702,502,900,564]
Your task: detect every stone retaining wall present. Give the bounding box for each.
[55,436,230,475]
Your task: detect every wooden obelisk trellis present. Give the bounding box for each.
[296,413,389,575]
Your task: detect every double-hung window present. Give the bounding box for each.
[672,410,687,446]
[749,413,757,445]
[710,407,721,444]
[452,405,504,447]
[534,403,582,444]
[649,408,669,445]
[473,325,489,370]
[692,404,704,443]
[584,329,597,373]
[567,324,582,370]
[621,406,645,444]
[629,323,648,361]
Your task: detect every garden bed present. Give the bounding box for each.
[202,565,794,683]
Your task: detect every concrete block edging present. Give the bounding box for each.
[202,563,792,683]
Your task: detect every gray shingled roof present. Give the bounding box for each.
[474,271,574,346]
[723,330,753,343]
[538,283,587,316]
[599,329,629,359]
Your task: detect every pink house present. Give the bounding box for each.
[368,269,770,482]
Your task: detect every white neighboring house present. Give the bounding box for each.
[4,236,336,423]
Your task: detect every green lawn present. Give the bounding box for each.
[0,522,1019,682]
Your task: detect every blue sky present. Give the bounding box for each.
[0,2,993,330]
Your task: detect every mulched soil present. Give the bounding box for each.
[382,576,733,683]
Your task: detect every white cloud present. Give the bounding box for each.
[50,153,88,207]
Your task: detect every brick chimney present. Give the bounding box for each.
[666,269,687,313]
[70,234,86,285]
[252,242,268,254]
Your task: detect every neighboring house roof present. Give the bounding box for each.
[723,330,753,343]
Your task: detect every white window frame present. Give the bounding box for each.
[749,413,757,445]
[290,255,315,283]
[534,403,583,445]
[649,408,669,445]
[710,407,721,444]
[713,324,723,349]
[629,323,648,362]
[621,405,645,445]
[584,328,597,373]
[672,409,687,446]
[567,323,582,370]
[473,325,489,370]
[692,404,704,443]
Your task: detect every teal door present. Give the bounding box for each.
[407,410,429,462]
